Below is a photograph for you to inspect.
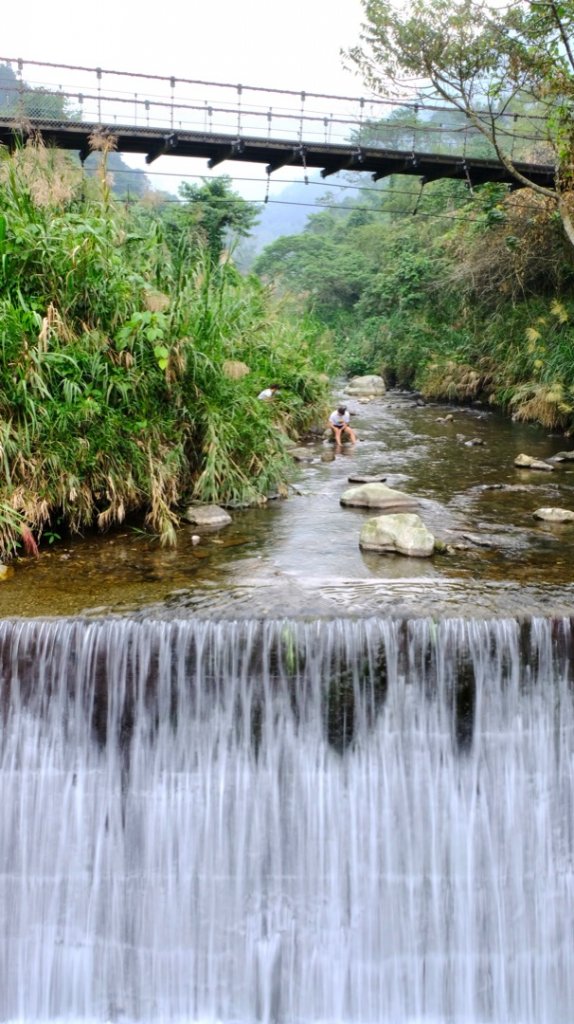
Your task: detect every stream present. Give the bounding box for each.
[2,389,574,619]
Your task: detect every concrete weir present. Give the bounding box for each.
[0,613,573,1022]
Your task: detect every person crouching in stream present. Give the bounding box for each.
[328,404,357,445]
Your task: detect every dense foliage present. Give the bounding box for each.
[255,173,574,430]
[0,140,330,557]
[255,0,574,438]
[347,0,574,245]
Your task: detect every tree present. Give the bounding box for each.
[347,0,574,246]
[177,176,259,264]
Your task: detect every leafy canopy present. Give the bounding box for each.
[176,176,260,264]
[347,0,574,243]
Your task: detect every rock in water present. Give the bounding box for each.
[533,507,574,523]
[514,453,554,471]
[345,374,386,396]
[340,483,418,510]
[347,474,387,484]
[359,513,435,557]
[183,505,232,528]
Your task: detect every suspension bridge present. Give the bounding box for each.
[0,57,556,190]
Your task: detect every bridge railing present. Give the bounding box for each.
[0,56,554,166]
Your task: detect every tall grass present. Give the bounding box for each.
[0,140,331,555]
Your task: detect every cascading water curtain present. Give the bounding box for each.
[0,614,573,1023]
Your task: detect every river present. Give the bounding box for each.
[3,389,573,619]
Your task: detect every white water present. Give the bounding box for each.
[0,615,573,1023]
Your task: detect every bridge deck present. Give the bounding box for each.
[0,117,556,189]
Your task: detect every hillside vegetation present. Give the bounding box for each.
[255,172,574,432]
[255,0,574,437]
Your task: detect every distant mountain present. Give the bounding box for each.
[236,174,358,268]
[83,151,151,198]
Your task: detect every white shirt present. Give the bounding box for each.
[258,388,276,400]
[329,410,350,427]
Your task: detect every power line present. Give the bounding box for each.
[116,193,479,222]
[108,164,473,199]
[115,183,478,211]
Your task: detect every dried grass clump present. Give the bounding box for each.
[88,131,118,154]
[509,383,573,429]
[143,289,170,313]
[222,359,250,380]
[0,138,83,207]
[38,303,76,348]
[421,360,489,402]
[447,190,572,303]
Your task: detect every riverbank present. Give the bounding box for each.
[0,142,331,556]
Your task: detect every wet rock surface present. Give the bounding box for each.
[514,453,555,471]
[533,507,574,522]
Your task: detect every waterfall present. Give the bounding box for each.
[0,614,573,1023]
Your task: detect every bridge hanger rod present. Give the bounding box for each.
[0,83,547,145]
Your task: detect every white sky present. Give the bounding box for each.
[1,0,367,199]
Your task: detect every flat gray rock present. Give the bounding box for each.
[533,507,574,523]
[341,482,418,510]
[514,453,554,471]
[183,504,232,528]
[289,448,316,462]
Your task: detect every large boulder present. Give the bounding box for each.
[359,513,435,557]
[340,482,418,510]
[345,374,386,396]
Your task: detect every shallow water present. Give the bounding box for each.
[2,392,574,619]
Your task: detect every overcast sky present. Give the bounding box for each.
[1,0,367,199]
